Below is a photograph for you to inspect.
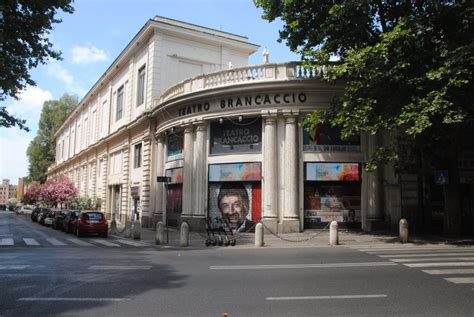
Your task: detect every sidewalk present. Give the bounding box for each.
[129,225,474,250]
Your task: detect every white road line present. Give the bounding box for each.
[18,297,131,302]
[0,238,14,246]
[423,269,474,275]
[444,277,474,284]
[404,262,474,268]
[66,238,95,247]
[46,238,67,246]
[23,238,40,246]
[210,262,397,270]
[391,257,474,263]
[360,247,471,252]
[0,265,30,269]
[379,253,474,258]
[90,239,121,247]
[266,294,388,301]
[115,239,148,247]
[88,266,152,270]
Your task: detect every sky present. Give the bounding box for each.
[0,0,300,184]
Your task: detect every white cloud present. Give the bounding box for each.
[0,128,33,182]
[45,61,87,97]
[5,86,53,125]
[71,44,108,64]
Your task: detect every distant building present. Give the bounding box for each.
[0,179,17,204]
[17,178,25,201]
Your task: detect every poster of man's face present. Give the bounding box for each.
[208,182,254,232]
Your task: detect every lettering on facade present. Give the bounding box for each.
[176,93,307,117]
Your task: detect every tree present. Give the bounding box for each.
[41,176,77,208]
[26,94,77,183]
[0,0,74,131]
[255,0,474,236]
[22,181,42,205]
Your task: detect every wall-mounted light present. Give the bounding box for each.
[238,115,243,122]
[219,118,224,124]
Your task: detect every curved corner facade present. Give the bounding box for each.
[48,17,401,233]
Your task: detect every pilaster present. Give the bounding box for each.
[141,134,152,227]
[262,113,278,232]
[182,125,194,216]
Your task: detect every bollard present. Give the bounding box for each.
[399,218,409,243]
[132,220,141,240]
[255,222,264,247]
[180,222,189,247]
[124,220,132,238]
[110,217,117,234]
[156,221,165,245]
[329,220,338,246]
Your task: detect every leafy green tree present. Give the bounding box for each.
[255,0,474,236]
[26,94,77,183]
[0,0,74,131]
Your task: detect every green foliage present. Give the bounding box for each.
[26,94,77,182]
[67,197,102,211]
[255,0,474,171]
[0,0,74,130]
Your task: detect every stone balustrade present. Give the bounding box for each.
[159,62,328,104]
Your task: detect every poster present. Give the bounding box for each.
[165,167,183,184]
[208,182,261,233]
[167,132,183,160]
[306,163,360,181]
[303,124,360,152]
[210,118,262,154]
[209,162,261,182]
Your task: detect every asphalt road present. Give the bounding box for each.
[1,211,473,316]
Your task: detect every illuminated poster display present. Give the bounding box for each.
[210,118,262,154]
[306,163,360,181]
[165,167,183,184]
[167,132,183,160]
[303,125,360,152]
[209,162,261,182]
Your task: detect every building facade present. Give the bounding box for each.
[0,179,17,205]
[48,16,403,233]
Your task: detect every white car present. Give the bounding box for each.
[19,205,33,215]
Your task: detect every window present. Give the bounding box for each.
[134,143,142,168]
[116,85,124,121]
[137,65,146,106]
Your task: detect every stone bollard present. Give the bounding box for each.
[399,218,409,243]
[124,220,132,238]
[155,221,165,245]
[329,220,338,246]
[132,220,141,240]
[110,218,117,234]
[180,222,189,247]
[255,222,264,247]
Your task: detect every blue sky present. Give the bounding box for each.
[0,0,299,184]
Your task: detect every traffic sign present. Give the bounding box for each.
[157,176,171,183]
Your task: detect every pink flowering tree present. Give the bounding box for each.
[41,176,78,208]
[22,182,43,205]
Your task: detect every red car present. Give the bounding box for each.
[75,211,108,238]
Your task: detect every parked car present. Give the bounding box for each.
[52,210,69,230]
[64,210,80,233]
[37,208,51,225]
[19,205,34,215]
[43,210,56,227]
[75,211,108,237]
[31,207,42,222]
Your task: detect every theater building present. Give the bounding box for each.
[49,16,402,233]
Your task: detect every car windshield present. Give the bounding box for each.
[83,212,103,221]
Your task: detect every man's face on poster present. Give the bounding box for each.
[219,194,245,230]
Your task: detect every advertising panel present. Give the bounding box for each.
[165,167,183,184]
[209,162,261,182]
[167,132,183,160]
[303,125,360,152]
[208,182,261,233]
[210,118,262,154]
[306,163,360,181]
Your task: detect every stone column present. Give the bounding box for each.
[91,161,97,198]
[121,145,130,223]
[182,125,194,217]
[282,114,300,233]
[154,133,165,224]
[361,134,382,231]
[141,134,152,227]
[262,113,278,232]
[101,154,108,216]
[189,122,207,230]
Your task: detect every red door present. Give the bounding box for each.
[251,182,261,222]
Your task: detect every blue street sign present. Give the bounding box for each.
[433,170,449,185]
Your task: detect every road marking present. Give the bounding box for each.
[266,294,388,301]
[66,238,95,247]
[88,265,152,270]
[444,277,474,284]
[379,252,474,258]
[404,262,474,268]
[210,262,397,270]
[361,247,472,253]
[115,239,148,247]
[0,238,14,246]
[0,265,30,269]
[423,269,474,275]
[18,297,131,302]
[46,238,67,246]
[391,257,474,263]
[23,238,40,246]
[90,239,121,247]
